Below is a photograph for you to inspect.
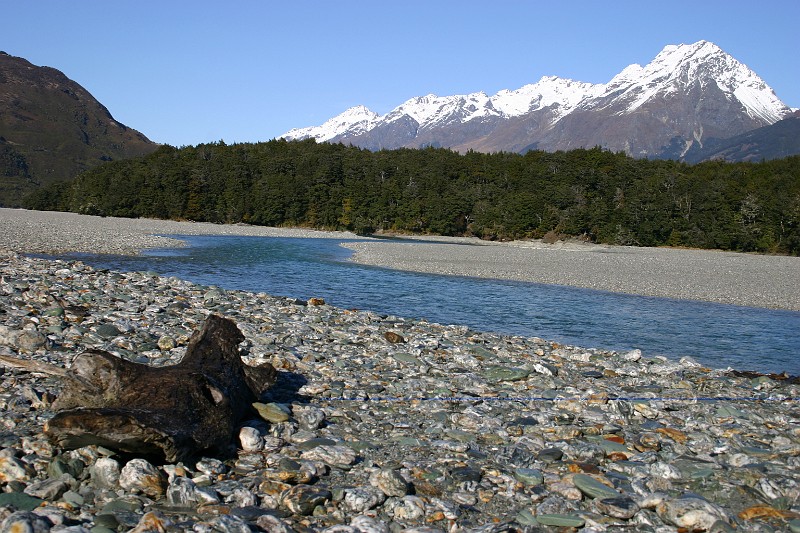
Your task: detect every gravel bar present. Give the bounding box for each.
[343,238,800,311]
[0,208,357,255]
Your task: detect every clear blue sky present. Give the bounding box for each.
[5,0,798,147]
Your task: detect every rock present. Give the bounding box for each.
[343,487,385,512]
[254,402,292,423]
[47,456,85,479]
[94,323,122,339]
[0,325,20,347]
[281,484,332,515]
[384,331,405,343]
[157,335,177,351]
[119,458,165,498]
[301,444,357,469]
[0,492,45,511]
[294,405,326,430]
[0,252,798,532]
[572,473,619,499]
[128,511,173,533]
[370,468,411,497]
[594,496,640,519]
[239,426,266,452]
[23,476,71,500]
[482,365,530,382]
[513,468,544,486]
[351,515,390,533]
[16,329,46,352]
[388,495,426,521]
[656,497,730,530]
[166,476,202,506]
[0,455,32,482]
[0,511,52,533]
[537,448,563,463]
[535,513,586,527]
[89,457,121,489]
[254,514,296,533]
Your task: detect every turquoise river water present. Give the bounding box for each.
[67,235,800,376]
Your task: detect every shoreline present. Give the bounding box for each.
[2,207,799,311]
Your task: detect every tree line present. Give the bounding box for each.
[23,139,800,255]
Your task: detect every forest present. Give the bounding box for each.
[23,139,800,255]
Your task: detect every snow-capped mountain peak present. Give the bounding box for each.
[281,105,380,142]
[602,40,787,122]
[490,76,604,119]
[280,41,791,157]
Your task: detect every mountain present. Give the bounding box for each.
[0,52,157,206]
[282,41,793,160]
[681,110,800,163]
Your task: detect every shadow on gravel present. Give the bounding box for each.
[259,370,310,404]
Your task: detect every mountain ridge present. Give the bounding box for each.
[282,41,792,159]
[0,51,157,206]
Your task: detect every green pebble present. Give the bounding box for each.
[515,509,538,526]
[42,306,65,317]
[535,513,586,527]
[513,468,544,486]
[392,352,420,365]
[483,365,530,382]
[93,514,120,529]
[572,473,619,499]
[253,402,291,423]
[0,492,44,511]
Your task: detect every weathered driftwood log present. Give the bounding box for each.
[40,314,276,462]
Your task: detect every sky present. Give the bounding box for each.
[4,1,798,147]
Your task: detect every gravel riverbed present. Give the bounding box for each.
[1,208,798,311]
[1,250,800,532]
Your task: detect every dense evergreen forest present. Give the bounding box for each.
[23,139,800,255]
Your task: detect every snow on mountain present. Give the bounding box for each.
[282,105,380,142]
[383,92,494,128]
[280,41,791,156]
[283,77,604,142]
[490,76,603,120]
[597,40,788,122]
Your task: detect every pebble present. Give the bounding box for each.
[0,250,799,531]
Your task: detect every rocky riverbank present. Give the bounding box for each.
[1,250,799,532]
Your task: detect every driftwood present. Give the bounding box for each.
[26,314,277,462]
